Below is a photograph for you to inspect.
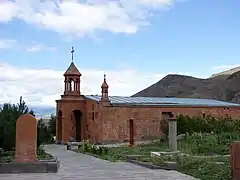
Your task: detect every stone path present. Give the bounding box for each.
[0,145,196,180]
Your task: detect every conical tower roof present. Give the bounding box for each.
[64,62,81,76]
[101,74,109,88]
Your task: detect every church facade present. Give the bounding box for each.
[56,58,240,144]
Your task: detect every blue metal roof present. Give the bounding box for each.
[84,95,240,107]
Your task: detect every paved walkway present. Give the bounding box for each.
[0,145,196,180]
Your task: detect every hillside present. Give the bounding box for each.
[132,70,240,104]
[211,66,240,78]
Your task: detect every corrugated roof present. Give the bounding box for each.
[84,95,240,107]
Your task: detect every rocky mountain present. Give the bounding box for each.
[132,68,240,104]
[211,66,240,78]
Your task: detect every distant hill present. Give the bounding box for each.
[211,67,240,78]
[132,68,240,104]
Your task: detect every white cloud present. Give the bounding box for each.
[0,62,166,107]
[25,43,56,52]
[0,0,175,36]
[0,38,16,50]
[0,38,56,52]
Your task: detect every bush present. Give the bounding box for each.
[79,140,109,156]
[177,114,240,135]
[37,119,54,147]
[180,132,240,155]
[37,146,52,159]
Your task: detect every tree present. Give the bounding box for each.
[0,96,35,150]
[37,119,54,147]
[0,96,55,150]
[48,114,56,136]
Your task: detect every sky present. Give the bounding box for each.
[0,0,240,108]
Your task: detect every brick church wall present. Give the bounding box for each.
[100,105,240,143]
[56,99,86,143]
[85,100,102,143]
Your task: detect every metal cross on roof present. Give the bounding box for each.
[71,47,75,62]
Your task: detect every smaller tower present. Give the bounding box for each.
[100,74,110,105]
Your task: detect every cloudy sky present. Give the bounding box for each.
[0,0,240,108]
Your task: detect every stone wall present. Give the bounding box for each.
[100,106,240,143]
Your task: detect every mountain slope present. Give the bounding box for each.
[132,70,240,104]
[211,67,240,78]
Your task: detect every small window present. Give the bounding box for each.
[92,104,94,111]
[92,112,95,120]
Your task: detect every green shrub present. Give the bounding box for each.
[82,140,92,152]
[180,132,240,155]
[78,141,109,156]
[102,146,108,154]
[177,114,240,135]
[37,146,52,159]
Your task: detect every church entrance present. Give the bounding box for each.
[57,110,63,143]
[73,110,82,142]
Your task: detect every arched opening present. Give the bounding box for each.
[57,110,63,142]
[70,78,74,91]
[73,110,82,142]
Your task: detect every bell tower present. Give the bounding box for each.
[63,47,81,97]
[56,47,86,144]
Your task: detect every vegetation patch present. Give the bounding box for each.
[137,155,230,180]
[0,96,56,163]
[76,115,239,180]
[0,96,56,152]
[37,146,53,160]
[0,147,53,163]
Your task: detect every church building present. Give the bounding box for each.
[56,48,240,144]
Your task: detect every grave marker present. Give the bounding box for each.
[15,114,37,163]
